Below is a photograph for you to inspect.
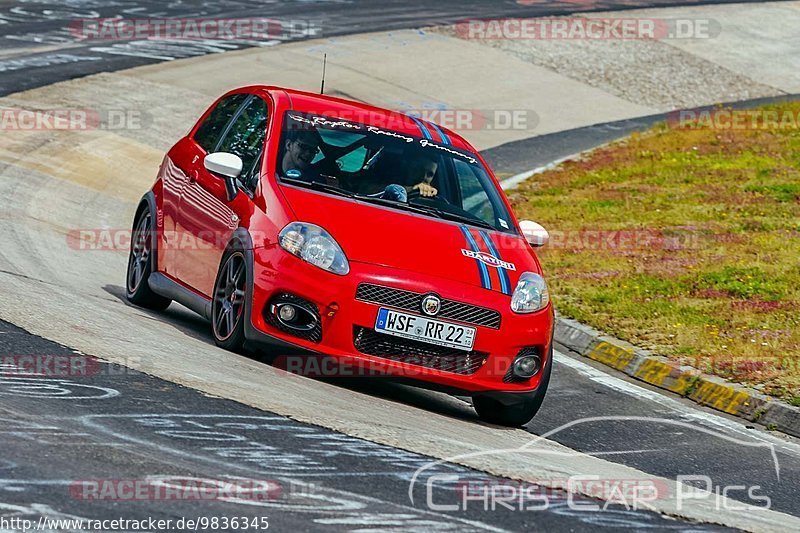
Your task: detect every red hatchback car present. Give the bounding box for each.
[126,86,553,426]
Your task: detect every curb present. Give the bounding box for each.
[554,315,800,438]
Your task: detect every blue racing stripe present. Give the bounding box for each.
[479,230,511,296]
[407,115,432,140]
[461,225,491,291]
[428,121,451,145]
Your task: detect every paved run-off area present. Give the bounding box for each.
[2,319,702,532]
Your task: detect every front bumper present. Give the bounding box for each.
[244,246,554,395]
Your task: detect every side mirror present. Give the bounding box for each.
[204,152,242,202]
[519,220,549,247]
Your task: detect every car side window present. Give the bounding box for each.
[241,152,263,195]
[216,96,269,194]
[454,160,497,226]
[194,93,249,152]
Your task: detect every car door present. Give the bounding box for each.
[176,94,270,297]
[165,93,248,280]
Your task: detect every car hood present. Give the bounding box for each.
[280,186,537,293]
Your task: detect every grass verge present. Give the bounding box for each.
[510,103,800,399]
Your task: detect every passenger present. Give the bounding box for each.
[281,130,320,180]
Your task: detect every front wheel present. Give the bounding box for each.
[473,345,553,427]
[125,207,171,311]
[211,248,247,352]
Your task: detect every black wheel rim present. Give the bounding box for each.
[127,212,151,294]
[212,252,246,341]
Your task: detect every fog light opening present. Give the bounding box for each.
[270,302,317,331]
[512,354,541,379]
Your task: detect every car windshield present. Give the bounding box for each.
[276,111,516,233]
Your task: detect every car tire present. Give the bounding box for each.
[125,206,171,311]
[211,246,248,352]
[473,345,553,427]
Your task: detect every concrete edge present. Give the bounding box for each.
[554,315,800,438]
[487,91,800,177]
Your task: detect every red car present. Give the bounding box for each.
[126,86,553,426]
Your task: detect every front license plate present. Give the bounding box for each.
[374,308,476,351]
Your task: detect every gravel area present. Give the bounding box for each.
[433,18,785,111]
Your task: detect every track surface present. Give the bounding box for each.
[2,0,800,531]
[483,93,800,176]
[0,0,778,95]
[1,319,709,531]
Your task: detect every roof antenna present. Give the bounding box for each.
[320,53,327,95]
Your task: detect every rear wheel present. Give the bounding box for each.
[125,207,171,310]
[473,345,553,427]
[211,248,247,352]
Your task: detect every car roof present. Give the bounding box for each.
[252,85,475,153]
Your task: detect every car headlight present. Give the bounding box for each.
[511,272,550,314]
[279,222,350,275]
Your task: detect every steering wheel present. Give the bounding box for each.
[407,187,451,205]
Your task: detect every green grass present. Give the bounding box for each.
[510,102,800,399]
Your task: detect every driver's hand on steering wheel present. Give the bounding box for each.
[412,182,438,197]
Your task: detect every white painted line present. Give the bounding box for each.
[78,414,510,532]
[500,153,580,191]
[554,350,800,457]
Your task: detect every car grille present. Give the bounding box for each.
[355,283,501,329]
[353,327,487,375]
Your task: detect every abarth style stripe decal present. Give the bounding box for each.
[460,225,492,291]
[470,226,502,293]
[479,230,512,296]
[428,121,451,145]
[408,115,433,140]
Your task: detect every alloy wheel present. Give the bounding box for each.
[127,213,151,294]
[212,252,246,341]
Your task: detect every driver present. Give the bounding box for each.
[362,154,439,203]
[405,156,438,198]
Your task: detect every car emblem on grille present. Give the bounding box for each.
[421,294,441,316]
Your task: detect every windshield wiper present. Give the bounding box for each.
[281,177,355,198]
[353,194,444,218]
[408,203,497,231]
[356,194,497,230]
